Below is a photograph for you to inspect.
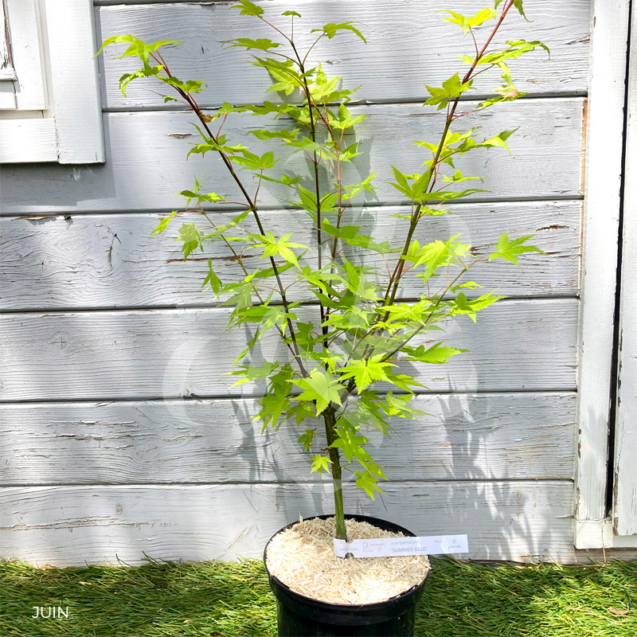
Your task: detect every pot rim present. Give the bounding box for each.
[263,513,430,611]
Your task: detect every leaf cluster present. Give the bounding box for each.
[98,0,547,501]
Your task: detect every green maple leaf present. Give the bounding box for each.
[425,73,473,110]
[231,0,264,17]
[488,233,544,265]
[312,22,366,43]
[354,470,384,500]
[311,454,332,475]
[293,370,343,415]
[337,356,394,392]
[402,342,467,364]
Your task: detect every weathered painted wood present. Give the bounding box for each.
[0,0,46,111]
[574,0,630,542]
[613,0,637,537]
[43,0,105,164]
[0,481,578,564]
[97,0,589,109]
[0,393,576,485]
[0,0,16,81]
[0,201,581,311]
[575,520,637,549]
[0,300,577,402]
[0,119,57,163]
[0,99,584,214]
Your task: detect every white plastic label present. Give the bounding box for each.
[333,534,469,558]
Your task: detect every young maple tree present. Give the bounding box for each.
[99,0,546,540]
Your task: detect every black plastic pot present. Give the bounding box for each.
[264,514,429,636]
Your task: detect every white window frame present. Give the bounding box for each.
[575,0,637,549]
[0,0,104,164]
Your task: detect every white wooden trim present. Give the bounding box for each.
[613,0,637,537]
[0,0,104,163]
[575,520,637,549]
[43,0,104,163]
[0,0,46,110]
[0,0,17,80]
[0,117,56,162]
[574,0,632,544]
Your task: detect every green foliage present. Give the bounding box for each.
[489,232,545,265]
[176,223,203,259]
[293,370,343,416]
[231,0,264,17]
[425,73,473,110]
[443,9,496,36]
[98,1,547,516]
[312,22,367,43]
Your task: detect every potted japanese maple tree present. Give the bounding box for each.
[99,1,546,634]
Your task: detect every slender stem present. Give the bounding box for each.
[199,209,300,364]
[154,56,308,377]
[379,0,515,319]
[323,407,347,541]
[291,40,329,339]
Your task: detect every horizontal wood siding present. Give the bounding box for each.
[0,99,584,214]
[0,393,576,485]
[0,482,579,564]
[0,201,581,311]
[97,0,590,109]
[0,300,577,402]
[0,0,593,564]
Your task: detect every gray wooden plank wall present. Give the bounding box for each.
[0,0,613,564]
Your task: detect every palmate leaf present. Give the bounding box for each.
[489,232,545,265]
[297,429,315,453]
[469,40,550,67]
[231,150,279,171]
[513,0,528,20]
[311,455,332,475]
[231,0,264,17]
[330,423,369,462]
[203,259,223,297]
[187,133,248,158]
[97,35,180,96]
[251,58,304,95]
[354,470,384,500]
[337,356,395,392]
[321,219,394,254]
[292,370,343,416]
[228,38,281,51]
[175,223,203,258]
[97,35,179,70]
[312,22,367,43]
[249,128,300,141]
[443,8,496,36]
[227,360,278,388]
[151,211,176,236]
[405,234,471,281]
[401,342,467,365]
[249,231,307,268]
[256,364,295,431]
[117,68,163,96]
[203,210,250,241]
[425,74,473,110]
[159,76,206,94]
[382,391,430,420]
[451,291,505,323]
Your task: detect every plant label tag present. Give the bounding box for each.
[333,534,469,558]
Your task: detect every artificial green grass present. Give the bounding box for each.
[0,558,634,636]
